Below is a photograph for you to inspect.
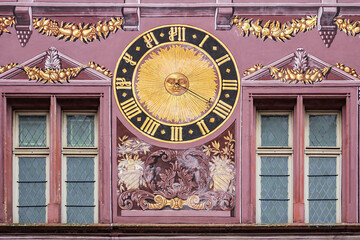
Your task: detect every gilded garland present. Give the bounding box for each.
[269,66,331,84]
[243,63,360,83]
[335,63,360,80]
[232,16,317,41]
[335,17,360,37]
[0,62,17,74]
[33,17,123,43]
[0,62,112,83]
[22,65,85,83]
[88,62,113,78]
[243,64,331,84]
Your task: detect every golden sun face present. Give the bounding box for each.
[134,44,219,124]
[164,72,189,96]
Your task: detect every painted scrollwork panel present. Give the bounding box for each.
[117,120,236,212]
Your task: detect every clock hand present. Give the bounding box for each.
[175,83,212,104]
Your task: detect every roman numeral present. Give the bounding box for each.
[120,98,141,119]
[140,117,160,136]
[171,126,183,141]
[222,79,238,91]
[199,35,209,48]
[123,53,137,66]
[216,54,230,66]
[115,77,131,90]
[169,27,186,42]
[143,32,159,48]
[213,100,232,119]
[196,120,210,135]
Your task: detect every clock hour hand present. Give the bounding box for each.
[175,83,212,104]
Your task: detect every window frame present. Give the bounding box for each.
[12,111,50,223]
[61,111,99,223]
[256,111,294,223]
[13,111,50,150]
[61,154,99,223]
[304,110,342,223]
[12,155,50,223]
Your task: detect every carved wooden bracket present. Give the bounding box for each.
[122,0,139,31]
[14,4,33,47]
[215,0,233,30]
[317,2,339,47]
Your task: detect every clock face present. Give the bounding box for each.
[114,25,240,143]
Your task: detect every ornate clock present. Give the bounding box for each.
[114,25,240,143]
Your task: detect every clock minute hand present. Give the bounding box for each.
[175,83,212,104]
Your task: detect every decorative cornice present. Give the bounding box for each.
[33,17,123,43]
[0,17,15,36]
[334,17,360,36]
[232,16,317,41]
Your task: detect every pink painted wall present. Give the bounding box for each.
[0,0,360,228]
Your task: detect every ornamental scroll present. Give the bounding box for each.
[116,119,236,212]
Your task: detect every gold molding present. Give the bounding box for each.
[232,16,317,41]
[88,61,113,78]
[335,63,360,79]
[0,17,15,36]
[21,65,85,83]
[0,63,18,74]
[335,17,360,36]
[146,195,212,210]
[33,17,123,43]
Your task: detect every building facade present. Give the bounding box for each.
[1,0,360,238]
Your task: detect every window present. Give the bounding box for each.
[256,112,293,223]
[13,112,50,223]
[12,109,98,224]
[256,109,342,224]
[304,112,341,223]
[61,112,98,223]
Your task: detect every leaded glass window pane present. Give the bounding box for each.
[66,157,95,223]
[261,115,289,146]
[260,157,289,223]
[308,157,337,223]
[261,201,288,223]
[67,207,94,224]
[309,115,337,147]
[67,115,95,147]
[18,157,46,223]
[18,115,46,147]
[309,200,336,223]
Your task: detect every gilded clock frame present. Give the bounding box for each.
[114,24,240,143]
